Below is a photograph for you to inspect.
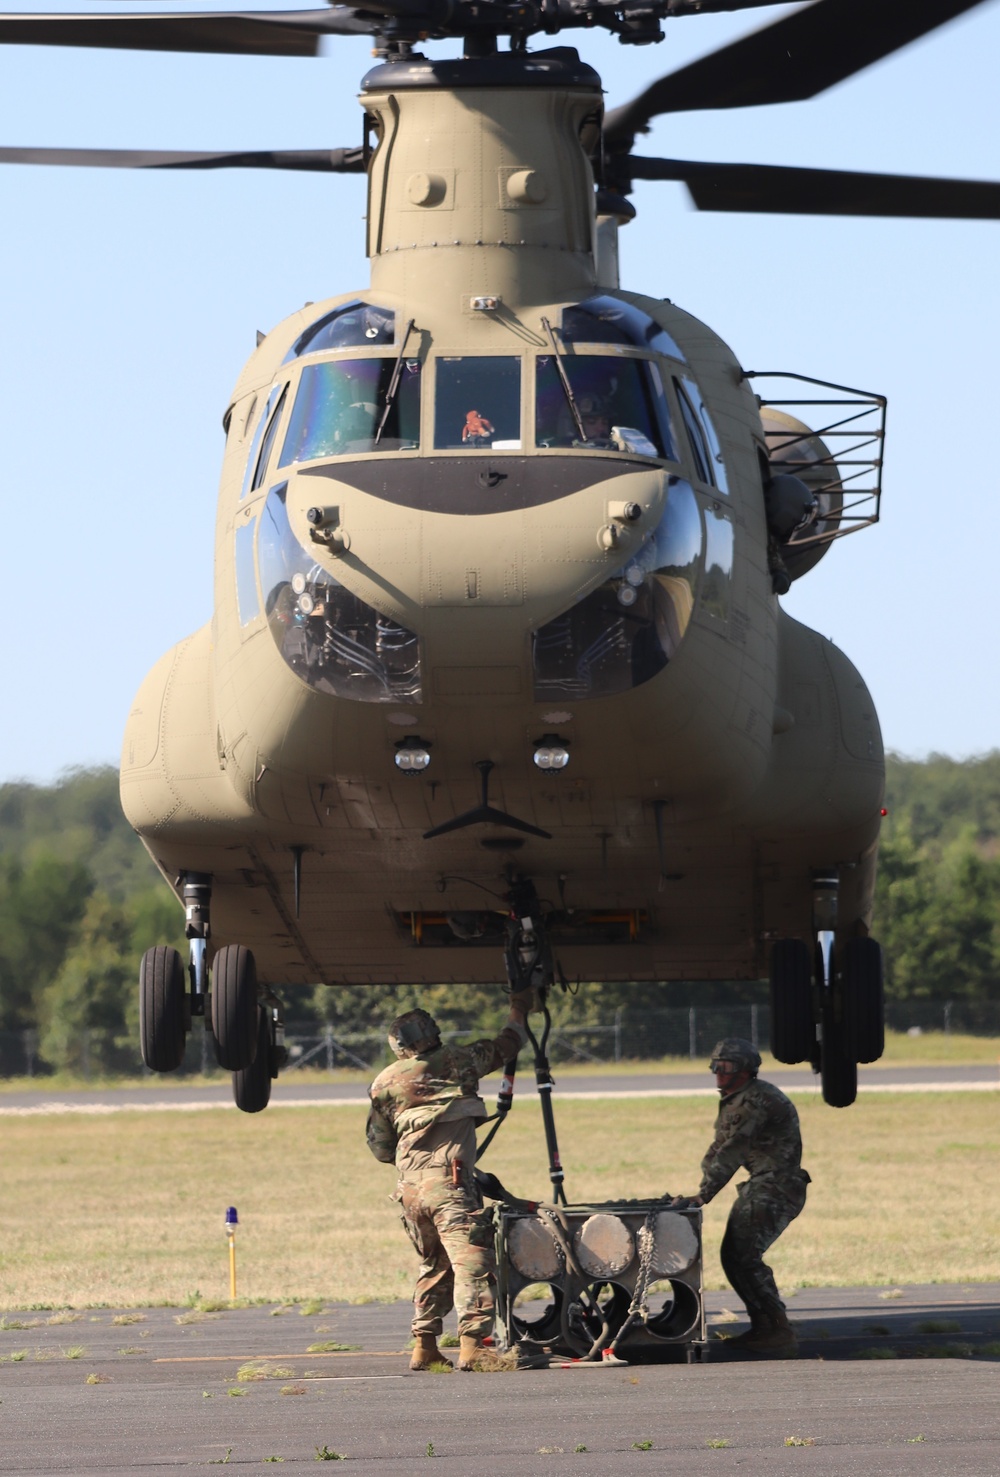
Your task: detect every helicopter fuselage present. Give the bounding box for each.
[120,49,883,988]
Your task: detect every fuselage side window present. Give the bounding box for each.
[279,358,421,465]
[536,354,667,458]
[235,516,260,626]
[433,357,522,450]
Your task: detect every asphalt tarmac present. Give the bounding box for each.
[1,1286,999,1474]
[0,1062,996,1112]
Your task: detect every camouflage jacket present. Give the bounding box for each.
[698,1077,809,1203]
[366,1023,527,1180]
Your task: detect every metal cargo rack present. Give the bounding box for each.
[495,1199,708,1365]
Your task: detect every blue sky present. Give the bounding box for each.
[1,0,998,782]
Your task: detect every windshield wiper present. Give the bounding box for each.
[541,315,587,443]
[374,317,416,446]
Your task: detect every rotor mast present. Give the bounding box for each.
[362,50,604,305]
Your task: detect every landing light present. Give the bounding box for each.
[616,582,638,607]
[394,737,432,774]
[533,735,570,772]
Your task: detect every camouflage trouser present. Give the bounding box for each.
[719,1176,808,1322]
[398,1177,497,1339]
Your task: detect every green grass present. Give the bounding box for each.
[0,1030,994,1097]
[0,1090,997,1307]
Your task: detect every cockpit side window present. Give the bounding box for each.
[283,301,395,362]
[240,383,284,501]
[250,386,287,495]
[675,376,730,494]
[279,358,421,464]
[433,357,522,450]
[536,354,670,459]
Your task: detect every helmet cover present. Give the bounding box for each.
[709,1037,762,1077]
[388,1008,441,1058]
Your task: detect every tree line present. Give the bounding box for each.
[1,755,998,1073]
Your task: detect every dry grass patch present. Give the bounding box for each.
[0,1092,997,1306]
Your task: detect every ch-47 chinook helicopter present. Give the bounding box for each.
[5,0,999,1124]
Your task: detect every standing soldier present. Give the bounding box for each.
[672,1037,810,1356]
[366,993,534,1371]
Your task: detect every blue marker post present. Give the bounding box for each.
[226,1206,238,1300]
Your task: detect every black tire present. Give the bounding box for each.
[139,945,187,1072]
[842,937,885,1064]
[211,945,259,1071]
[233,1006,272,1114]
[820,994,857,1108]
[769,938,815,1064]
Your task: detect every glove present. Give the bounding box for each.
[508,986,540,1014]
[665,1194,703,1211]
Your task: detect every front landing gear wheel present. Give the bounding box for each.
[211,945,259,1071]
[139,945,187,1072]
[769,939,814,1064]
[233,1006,273,1114]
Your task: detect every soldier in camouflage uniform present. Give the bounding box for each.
[366,995,533,1371]
[672,1036,810,1355]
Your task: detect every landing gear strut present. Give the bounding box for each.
[502,878,568,1206]
[138,872,283,1101]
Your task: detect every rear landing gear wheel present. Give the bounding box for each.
[842,937,885,1064]
[820,991,857,1108]
[769,939,814,1064]
[139,945,187,1072]
[233,1006,273,1114]
[211,945,259,1071]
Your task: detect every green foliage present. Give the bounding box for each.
[0,854,93,1031]
[874,753,1000,1001]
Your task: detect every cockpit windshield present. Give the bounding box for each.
[283,300,395,361]
[535,354,675,459]
[279,358,421,464]
[559,296,685,361]
[434,357,522,450]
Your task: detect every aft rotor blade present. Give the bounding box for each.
[0,145,365,170]
[604,0,994,147]
[627,155,1000,218]
[0,9,374,56]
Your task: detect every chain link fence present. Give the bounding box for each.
[2,997,998,1080]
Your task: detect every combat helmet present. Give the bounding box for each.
[709,1037,762,1077]
[388,1008,441,1058]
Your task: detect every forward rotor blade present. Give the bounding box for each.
[0,145,365,170]
[604,0,994,147]
[626,155,1000,218]
[0,9,374,57]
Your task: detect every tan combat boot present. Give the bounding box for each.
[457,1335,485,1371]
[410,1333,452,1371]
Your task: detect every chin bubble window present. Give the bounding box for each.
[279,358,421,464]
[258,482,422,702]
[675,376,729,494]
[532,477,702,700]
[433,357,522,450]
[535,355,674,459]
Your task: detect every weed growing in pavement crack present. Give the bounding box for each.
[784,1436,816,1447]
[209,1448,232,1464]
[426,1442,436,1458]
[314,1447,344,1461]
[705,1439,730,1449]
[631,1440,653,1451]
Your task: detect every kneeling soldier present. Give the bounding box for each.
[366,995,533,1371]
[672,1037,810,1355]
